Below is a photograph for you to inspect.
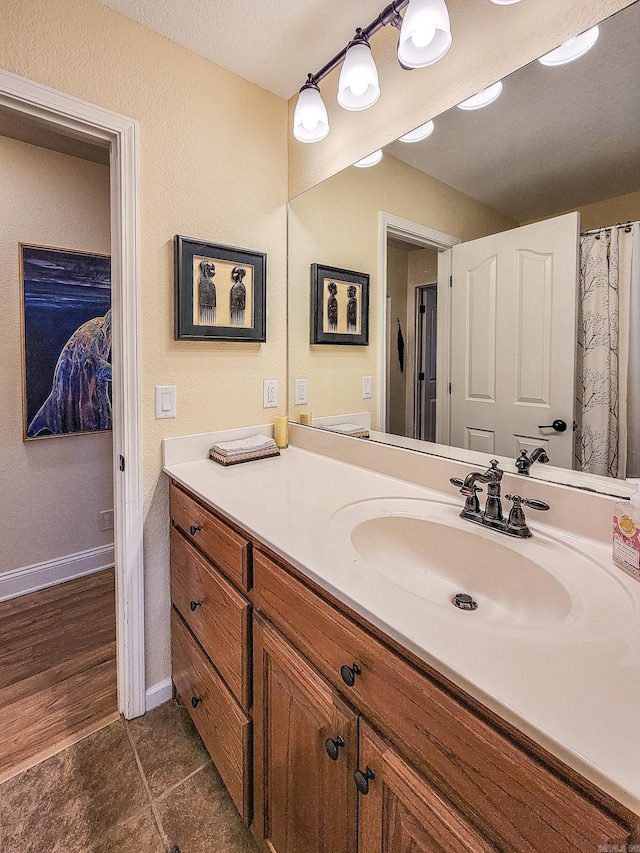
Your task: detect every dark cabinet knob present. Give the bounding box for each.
[325,736,345,761]
[537,419,567,432]
[191,695,202,709]
[190,600,202,612]
[340,663,361,687]
[189,523,202,536]
[354,766,375,795]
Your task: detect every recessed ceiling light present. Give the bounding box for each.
[399,120,435,143]
[354,150,383,168]
[538,26,599,67]
[457,81,503,110]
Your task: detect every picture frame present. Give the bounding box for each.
[20,243,112,440]
[311,263,369,346]
[175,235,266,342]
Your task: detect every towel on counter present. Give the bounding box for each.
[322,423,370,439]
[210,433,276,458]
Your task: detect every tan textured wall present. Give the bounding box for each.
[0,137,112,573]
[288,0,635,198]
[572,189,640,231]
[0,0,287,688]
[288,154,516,426]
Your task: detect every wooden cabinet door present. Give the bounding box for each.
[358,722,497,853]
[253,614,358,853]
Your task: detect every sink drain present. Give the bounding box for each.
[452,592,478,611]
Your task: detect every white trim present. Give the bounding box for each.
[378,212,459,433]
[0,69,145,719]
[0,546,115,603]
[145,677,174,712]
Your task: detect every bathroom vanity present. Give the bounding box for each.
[165,432,640,852]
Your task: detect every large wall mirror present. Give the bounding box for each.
[288,0,640,496]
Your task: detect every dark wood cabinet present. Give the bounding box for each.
[253,615,358,853]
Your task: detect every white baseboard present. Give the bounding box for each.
[0,544,115,602]
[145,677,173,712]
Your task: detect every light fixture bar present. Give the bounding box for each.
[309,0,410,87]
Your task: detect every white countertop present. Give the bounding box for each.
[164,444,640,817]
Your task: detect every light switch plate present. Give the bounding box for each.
[294,378,308,406]
[263,379,278,408]
[362,376,372,399]
[155,385,177,418]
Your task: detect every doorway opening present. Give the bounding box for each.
[0,69,145,721]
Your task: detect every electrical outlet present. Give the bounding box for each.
[100,509,114,531]
[362,376,372,399]
[263,379,278,408]
[294,378,308,406]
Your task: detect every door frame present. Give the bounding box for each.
[0,69,145,718]
[378,212,459,441]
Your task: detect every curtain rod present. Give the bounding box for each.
[581,219,640,236]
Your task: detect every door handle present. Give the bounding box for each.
[538,419,567,433]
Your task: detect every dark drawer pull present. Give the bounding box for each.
[191,695,203,709]
[189,600,202,612]
[354,766,375,795]
[325,736,345,761]
[189,524,202,536]
[340,663,361,687]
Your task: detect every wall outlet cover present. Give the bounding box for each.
[263,379,278,408]
[294,378,308,406]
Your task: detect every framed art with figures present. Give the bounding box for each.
[175,235,266,342]
[311,263,369,345]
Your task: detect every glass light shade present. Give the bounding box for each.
[538,26,599,66]
[353,149,383,168]
[397,0,452,69]
[399,120,435,143]
[489,0,523,4]
[337,42,380,111]
[457,80,503,110]
[293,84,329,143]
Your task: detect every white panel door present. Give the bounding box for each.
[450,212,579,467]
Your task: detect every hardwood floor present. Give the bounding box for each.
[0,568,118,782]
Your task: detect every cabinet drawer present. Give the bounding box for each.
[170,483,250,592]
[171,608,251,822]
[253,550,630,852]
[171,526,250,709]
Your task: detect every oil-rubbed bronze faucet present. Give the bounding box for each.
[515,447,550,476]
[450,459,550,538]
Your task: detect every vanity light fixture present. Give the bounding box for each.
[538,26,599,66]
[292,0,452,142]
[457,80,503,110]
[293,76,330,143]
[397,0,452,68]
[353,149,383,167]
[338,30,381,111]
[489,0,523,5]
[399,119,435,142]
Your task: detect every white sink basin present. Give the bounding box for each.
[329,497,633,635]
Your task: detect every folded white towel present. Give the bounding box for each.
[211,434,276,458]
[324,423,366,435]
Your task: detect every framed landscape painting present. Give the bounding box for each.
[21,244,112,440]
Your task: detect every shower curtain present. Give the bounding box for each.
[576,224,640,478]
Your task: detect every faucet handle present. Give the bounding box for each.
[450,477,482,492]
[505,495,550,511]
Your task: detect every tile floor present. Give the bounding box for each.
[0,700,259,853]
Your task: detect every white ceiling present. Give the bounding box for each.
[95,0,387,99]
